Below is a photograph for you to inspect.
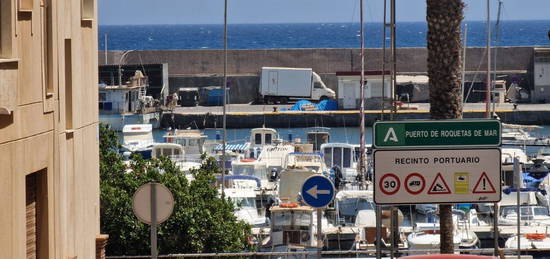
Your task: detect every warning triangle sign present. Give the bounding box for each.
[472,172,497,194]
[427,173,451,194]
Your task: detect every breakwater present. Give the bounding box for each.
[100,47,535,104]
[160,109,548,129]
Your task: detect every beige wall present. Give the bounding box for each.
[0,0,99,258]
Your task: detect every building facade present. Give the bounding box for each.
[0,0,100,258]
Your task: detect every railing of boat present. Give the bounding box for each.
[105,247,545,258]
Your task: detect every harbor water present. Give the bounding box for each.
[151,125,550,156]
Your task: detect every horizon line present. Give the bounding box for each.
[98,19,550,27]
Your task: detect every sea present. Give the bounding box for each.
[99,20,550,50]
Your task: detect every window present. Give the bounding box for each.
[81,0,94,21]
[265,134,272,145]
[314,82,322,89]
[64,39,73,129]
[18,0,33,12]
[333,147,342,167]
[343,148,351,168]
[99,92,106,102]
[254,134,261,145]
[323,148,332,167]
[0,0,13,58]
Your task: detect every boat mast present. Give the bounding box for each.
[221,0,228,198]
[461,24,468,109]
[485,0,491,119]
[492,0,503,115]
[359,0,366,187]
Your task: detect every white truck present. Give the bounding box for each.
[259,67,336,104]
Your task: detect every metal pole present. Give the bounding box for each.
[221,0,228,199]
[150,184,158,259]
[105,33,108,65]
[514,157,521,259]
[317,208,322,259]
[375,205,382,259]
[485,0,491,119]
[359,0,366,187]
[494,202,499,256]
[461,24,468,107]
[390,0,396,120]
[381,0,387,120]
[493,0,503,115]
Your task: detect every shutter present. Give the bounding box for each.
[26,174,37,259]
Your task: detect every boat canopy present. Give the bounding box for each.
[215,175,261,188]
[213,143,250,152]
[335,190,373,201]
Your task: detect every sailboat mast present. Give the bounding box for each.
[359,0,366,185]
[492,0,503,114]
[221,0,228,198]
[485,0,491,119]
[461,24,468,107]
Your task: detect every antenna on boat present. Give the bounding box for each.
[221,0,228,199]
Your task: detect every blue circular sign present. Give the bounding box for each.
[301,175,335,208]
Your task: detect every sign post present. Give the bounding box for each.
[301,175,335,259]
[133,183,175,259]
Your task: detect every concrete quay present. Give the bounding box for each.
[161,103,550,129]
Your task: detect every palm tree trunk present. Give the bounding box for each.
[426,0,465,254]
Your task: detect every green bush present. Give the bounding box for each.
[99,124,252,255]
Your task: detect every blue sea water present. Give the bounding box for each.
[99,21,550,50]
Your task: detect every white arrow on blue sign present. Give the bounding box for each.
[301,175,335,208]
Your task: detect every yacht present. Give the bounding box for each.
[121,124,154,159]
[505,233,550,251]
[306,127,331,152]
[221,176,267,227]
[247,127,280,159]
[151,143,201,174]
[321,143,359,183]
[164,129,207,162]
[260,204,328,258]
[501,123,549,146]
[284,152,328,175]
[406,210,479,252]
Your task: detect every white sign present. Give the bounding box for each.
[132,183,175,225]
[374,149,501,204]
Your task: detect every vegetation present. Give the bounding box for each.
[426,0,465,253]
[99,124,252,255]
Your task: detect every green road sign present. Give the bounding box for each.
[373,120,501,148]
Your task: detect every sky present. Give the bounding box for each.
[99,0,550,25]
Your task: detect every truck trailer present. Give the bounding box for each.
[259,67,335,104]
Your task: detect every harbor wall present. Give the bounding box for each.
[99,47,535,103]
[161,109,550,129]
[100,47,534,75]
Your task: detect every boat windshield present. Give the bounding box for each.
[232,164,267,180]
[338,198,374,224]
[231,197,256,209]
[534,207,549,216]
[272,211,312,228]
[501,206,548,219]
